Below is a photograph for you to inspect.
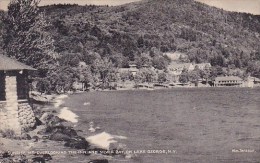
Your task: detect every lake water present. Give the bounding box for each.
[64,88,260,163]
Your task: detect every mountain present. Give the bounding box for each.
[1,0,260,77]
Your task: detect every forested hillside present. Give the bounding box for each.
[0,10,4,54]
[1,0,260,92]
[40,0,260,72]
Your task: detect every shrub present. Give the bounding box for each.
[0,129,16,139]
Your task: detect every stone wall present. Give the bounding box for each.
[18,103,36,132]
[0,102,9,131]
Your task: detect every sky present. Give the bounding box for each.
[196,0,260,15]
[0,0,260,15]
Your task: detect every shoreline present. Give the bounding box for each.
[31,83,260,102]
[99,85,259,92]
[0,93,130,163]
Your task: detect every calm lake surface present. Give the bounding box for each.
[64,88,260,163]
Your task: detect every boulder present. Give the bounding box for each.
[39,112,50,124]
[42,154,52,161]
[32,157,45,163]
[21,133,32,140]
[50,132,70,141]
[48,115,65,126]
[45,125,78,137]
[64,136,89,149]
[88,160,109,163]
[32,136,39,142]
[35,117,43,126]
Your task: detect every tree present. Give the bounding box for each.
[179,68,189,84]
[91,58,115,89]
[201,65,211,84]
[2,0,58,69]
[84,51,101,65]
[179,72,189,84]
[157,72,168,83]
[210,66,224,80]
[79,65,94,91]
[139,68,157,83]
[36,78,51,94]
[188,68,203,86]
[120,71,132,82]
[134,71,144,85]
[60,52,80,67]
[152,56,169,70]
[135,52,152,68]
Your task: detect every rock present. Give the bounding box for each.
[30,122,35,128]
[48,115,65,126]
[88,160,109,163]
[35,117,42,126]
[21,133,31,140]
[22,119,27,125]
[64,136,89,149]
[32,136,39,142]
[42,135,49,140]
[2,151,11,158]
[32,157,45,163]
[42,154,52,161]
[50,132,70,141]
[43,125,75,136]
[39,113,64,126]
[109,142,126,151]
[39,113,49,124]
[51,110,57,113]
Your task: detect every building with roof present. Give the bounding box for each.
[117,64,139,77]
[167,63,193,82]
[0,54,36,135]
[163,51,187,61]
[167,62,212,83]
[253,77,260,87]
[214,76,243,87]
[194,63,211,70]
[168,63,194,76]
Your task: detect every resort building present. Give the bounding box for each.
[167,62,211,83]
[167,63,194,76]
[194,63,211,70]
[214,76,243,87]
[168,63,211,76]
[0,54,36,135]
[117,64,139,76]
[253,77,260,87]
[243,76,260,88]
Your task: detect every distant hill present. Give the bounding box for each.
[1,0,260,76]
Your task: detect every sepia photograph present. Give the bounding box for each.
[0,0,260,162]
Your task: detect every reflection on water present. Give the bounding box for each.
[64,88,260,163]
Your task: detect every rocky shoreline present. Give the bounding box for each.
[0,94,133,163]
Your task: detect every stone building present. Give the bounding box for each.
[0,54,36,135]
